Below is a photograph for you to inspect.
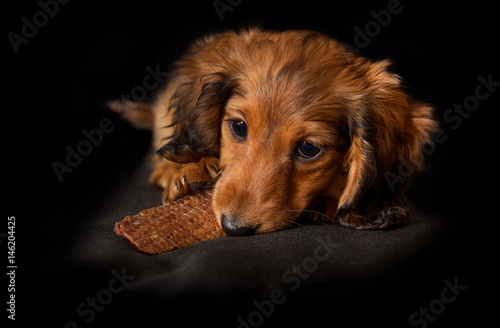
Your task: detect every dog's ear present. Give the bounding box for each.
[336,110,378,227]
[157,71,238,163]
[336,60,438,229]
[156,34,240,163]
[156,143,208,164]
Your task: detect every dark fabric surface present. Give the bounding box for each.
[31,148,452,327]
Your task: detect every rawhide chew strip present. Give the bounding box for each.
[114,188,225,254]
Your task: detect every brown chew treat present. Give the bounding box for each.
[114,188,225,254]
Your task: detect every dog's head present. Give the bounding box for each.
[159,28,437,235]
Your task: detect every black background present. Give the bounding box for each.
[4,0,498,327]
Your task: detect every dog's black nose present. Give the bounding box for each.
[220,214,256,237]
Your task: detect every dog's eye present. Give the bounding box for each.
[229,120,248,140]
[297,141,322,158]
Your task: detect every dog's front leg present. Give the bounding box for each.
[150,156,220,203]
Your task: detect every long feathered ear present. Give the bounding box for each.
[336,60,438,229]
[157,72,237,163]
[336,106,385,229]
[156,34,240,163]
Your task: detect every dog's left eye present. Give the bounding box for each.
[296,141,322,158]
[229,120,248,141]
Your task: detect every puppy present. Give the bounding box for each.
[111,27,437,236]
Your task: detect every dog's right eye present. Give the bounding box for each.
[296,141,322,159]
[229,120,248,141]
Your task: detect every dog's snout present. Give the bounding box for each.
[220,214,256,237]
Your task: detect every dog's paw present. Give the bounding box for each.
[337,206,407,230]
[149,162,182,188]
[163,157,220,203]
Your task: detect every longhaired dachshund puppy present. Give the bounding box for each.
[111,27,437,236]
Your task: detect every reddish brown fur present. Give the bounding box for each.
[114,27,437,233]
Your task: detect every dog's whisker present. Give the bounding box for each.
[286,209,335,224]
[282,211,305,229]
[286,219,305,228]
